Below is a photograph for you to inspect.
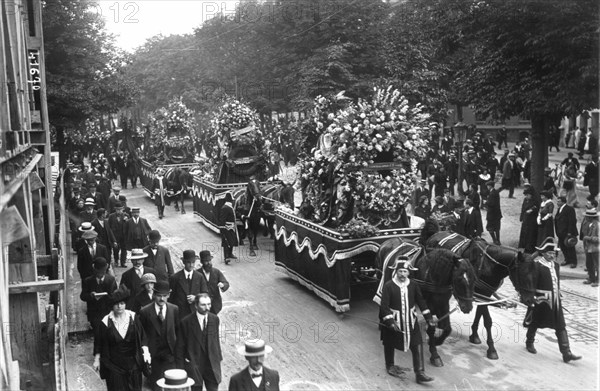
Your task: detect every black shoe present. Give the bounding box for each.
[230,255,238,260]
[416,372,434,384]
[563,352,582,363]
[526,343,537,354]
[570,264,577,269]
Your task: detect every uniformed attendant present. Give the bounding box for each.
[151,168,169,219]
[218,193,238,264]
[523,238,582,363]
[379,257,436,384]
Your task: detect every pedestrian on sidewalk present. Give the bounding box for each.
[379,257,436,384]
[120,249,155,310]
[537,191,555,245]
[580,204,599,287]
[554,196,579,268]
[143,230,174,282]
[124,207,152,253]
[499,153,515,198]
[80,257,117,330]
[519,187,539,253]
[169,250,208,320]
[229,340,280,391]
[583,156,599,198]
[523,238,582,363]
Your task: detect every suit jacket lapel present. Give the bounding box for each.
[190,314,203,345]
[178,272,189,294]
[150,307,162,334]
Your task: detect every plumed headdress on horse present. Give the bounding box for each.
[388,256,418,271]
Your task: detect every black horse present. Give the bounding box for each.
[374,240,476,367]
[167,167,193,214]
[235,183,284,252]
[424,229,537,360]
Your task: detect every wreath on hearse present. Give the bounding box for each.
[298,86,435,230]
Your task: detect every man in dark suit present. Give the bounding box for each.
[91,208,117,255]
[442,188,456,211]
[120,248,155,309]
[79,198,97,223]
[80,257,117,329]
[412,179,430,207]
[554,196,579,268]
[139,280,179,390]
[108,202,127,267]
[499,153,515,198]
[229,340,280,391]
[169,250,208,319]
[124,206,152,251]
[485,181,503,245]
[107,186,125,214]
[197,251,229,315]
[143,230,174,282]
[84,182,106,210]
[175,293,222,391]
[458,198,483,239]
[77,230,110,281]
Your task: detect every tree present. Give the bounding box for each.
[43,0,136,161]
[449,0,599,190]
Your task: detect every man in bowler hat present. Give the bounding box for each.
[80,257,117,329]
[143,230,174,281]
[139,280,179,390]
[169,250,208,319]
[198,250,229,314]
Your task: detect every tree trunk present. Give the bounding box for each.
[530,113,562,192]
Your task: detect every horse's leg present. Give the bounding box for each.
[434,317,451,347]
[469,306,483,344]
[482,306,499,359]
[180,193,185,214]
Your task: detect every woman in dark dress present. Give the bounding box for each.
[414,195,431,221]
[93,286,150,391]
[518,188,539,253]
[537,191,555,245]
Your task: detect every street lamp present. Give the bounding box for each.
[454,122,467,195]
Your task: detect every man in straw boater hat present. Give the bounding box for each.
[580,203,599,287]
[523,237,582,363]
[229,339,280,391]
[156,369,195,390]
[77,229,110,281]
[80,257,117,330]
[378,256,436,383]
[120,249,155,310]
[139,280,180,390]
[79,197,97,223]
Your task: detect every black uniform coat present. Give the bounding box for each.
[77,243,110,281]
[524,256,566,330]
[218,204,239,248]
[379,279,429,351]
[142,245,174,281]
[175,312,223,387]
[228,366,280,391]
[80,274,117,324]
[198,267,230,315]
[168,270,208,319]
[119,266,156,309]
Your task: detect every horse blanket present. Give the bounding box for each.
[426,232,472,256]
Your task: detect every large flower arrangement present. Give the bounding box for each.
[209,97,262,154]
[299,86,434,228]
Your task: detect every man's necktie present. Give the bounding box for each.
[158,308,164,322]
[187,275,192,292]
[90,247,95,257]
[251,373,262,379]
[203,317,207,331]
[136,268,142,278]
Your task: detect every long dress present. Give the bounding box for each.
[537,200,555,245]
[518,197,539,253]
[95,311,144,391]
[561,165,580,207]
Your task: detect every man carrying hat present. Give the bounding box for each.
[554,196,579,268]
[229,340,280,391]
[169,250,208,320]
[580,201,599,286]
[80,257,117,329]
[523,237,582,363]
[120,249,155,310]
[198,250,229,315]
[139,280,179,390]
[143,230,174,282]
[379,257,436,384]
[77,229,111,281]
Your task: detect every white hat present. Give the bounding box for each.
[237,339,273,357]
[156,369,195,389]
[130,248,148,259]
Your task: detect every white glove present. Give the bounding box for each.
[142,346,151,364]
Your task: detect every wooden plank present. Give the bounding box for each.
[44,305,56,391]
[9,292,43,389]
[8,279,64,294]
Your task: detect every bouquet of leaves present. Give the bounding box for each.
[338,218,379,238]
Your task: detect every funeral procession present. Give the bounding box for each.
[0,0,598,390]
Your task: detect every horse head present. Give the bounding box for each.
[511,251,537,307]
[451,256,475,314]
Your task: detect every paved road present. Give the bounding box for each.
[66,181,598,391]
